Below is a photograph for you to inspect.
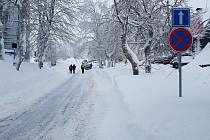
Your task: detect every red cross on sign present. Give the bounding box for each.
[169,28,193,52]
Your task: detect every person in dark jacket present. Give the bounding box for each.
[72,64,76,74]
[69,64,73,74]
[81,64,85,74]
[39,61,43,69]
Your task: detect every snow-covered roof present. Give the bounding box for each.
[193,43,210,65]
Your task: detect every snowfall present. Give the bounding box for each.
[0,44,210,140]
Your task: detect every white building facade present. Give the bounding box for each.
[3,3,19,50]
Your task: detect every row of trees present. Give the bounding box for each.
[0,0,77,70]
[76,0,181,74]
[0,0,208,74]
[77,0,208,75]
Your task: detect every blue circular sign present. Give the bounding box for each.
[169,28,193,52]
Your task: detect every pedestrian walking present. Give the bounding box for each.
[81,64,85,74]
[72,64,76,74]
[69,64,73,74]
[39,61,43,69]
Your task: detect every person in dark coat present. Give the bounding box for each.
[69,64,73,74]
[72,64,76,74]
[81,64,85,74]
[39,61,43,69]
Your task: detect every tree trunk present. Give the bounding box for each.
[16,0,30,70]
[121,34,139,75]
[16,34,25,71]
[50,45,56,66]
[16,7,25,71]
[113,0,139,75]
[0,36,3,60]
[24,15,30,61]
[36,0,56,68]
[16,47,24,71]
[107,58,111,68]
[0,10,3,59]
[144,30,153,73]
[144,46,151,73]
[0,27,3,60]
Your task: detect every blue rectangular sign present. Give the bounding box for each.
[172,8,190,27]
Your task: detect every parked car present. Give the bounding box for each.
[152,56,174,65]
[199,64,210,68]
[82,60,93,70]
[84,62,92,70]
[170,53,193,69]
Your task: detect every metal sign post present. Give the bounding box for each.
[170,28,192,97]
[170,8,192,97]
[178,53,182,97]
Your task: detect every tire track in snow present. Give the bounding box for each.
[0,73,95,140]
[0,75,77,134]
[38,73,95,140]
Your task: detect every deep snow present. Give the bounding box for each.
[0,44,210,140]
[98,43,210,140]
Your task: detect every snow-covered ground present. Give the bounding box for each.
[0,44,210,140]
[0,56,83,119]
[94,44,210,140]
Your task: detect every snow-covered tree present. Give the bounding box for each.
[77,0,123,67]
[78,0,186,74]
[15,0,29,71]
[0,0,9,59]
[30,0,76,68]
[200,20,210,49]
[113,0,140,75]
[112,0,184,74]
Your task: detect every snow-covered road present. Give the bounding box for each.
[0,73,95,140]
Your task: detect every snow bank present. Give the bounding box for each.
[100,46,210,140]
[190,43,210,65]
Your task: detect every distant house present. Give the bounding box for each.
[3,2,19,50]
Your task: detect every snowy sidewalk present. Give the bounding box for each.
[100,62,210,140]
